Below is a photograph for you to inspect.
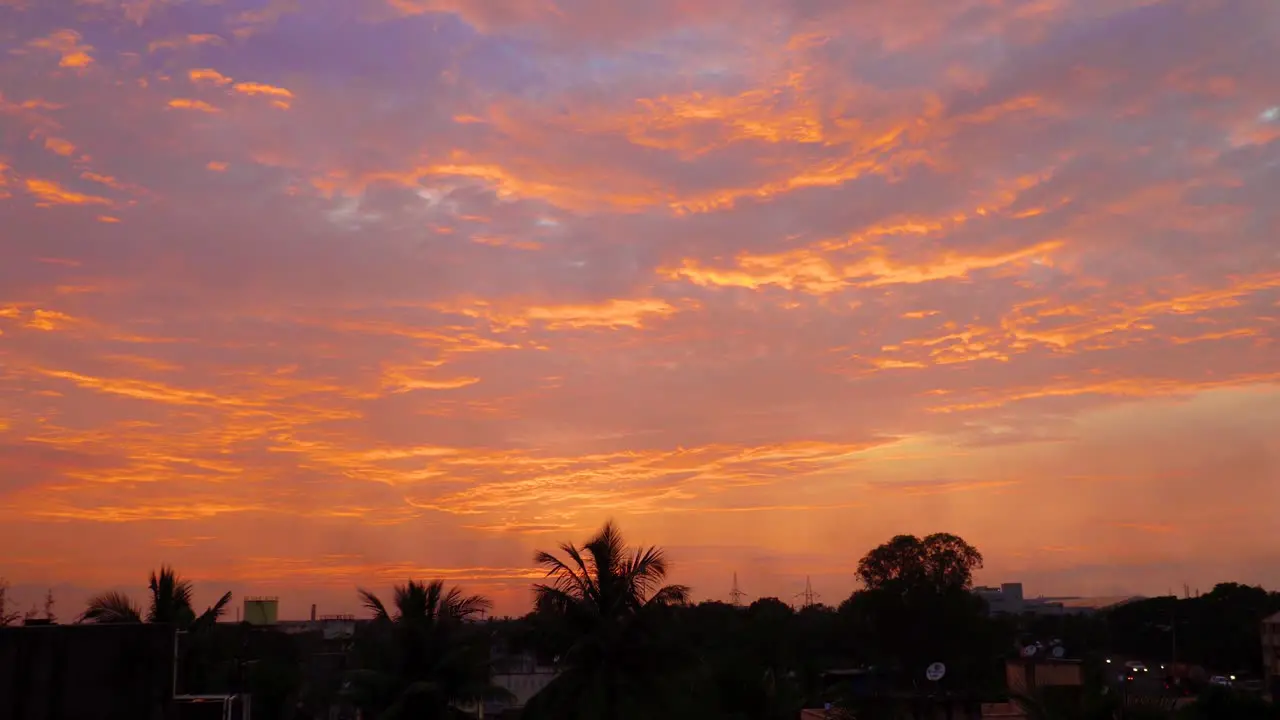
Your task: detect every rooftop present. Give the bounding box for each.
[1048,596,1146,610]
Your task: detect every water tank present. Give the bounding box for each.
[242,596,278,625]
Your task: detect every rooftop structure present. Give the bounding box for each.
[242,596,279,626]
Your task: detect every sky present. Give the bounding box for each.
[1,0,1278,620]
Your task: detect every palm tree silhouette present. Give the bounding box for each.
[358,580,490,625]
[82,565,231,628]
[524,520,691,720]
[346,580,504,719]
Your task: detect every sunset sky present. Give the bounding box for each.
[1,0,1279,619]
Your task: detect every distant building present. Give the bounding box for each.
[975,583,1030,615]
[277,615,358,640]
[458,644,558,718]
[973,583,1142,617]
[1264,610,1280,699]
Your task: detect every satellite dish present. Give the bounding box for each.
[1021,645,1038,658]
[926,662,947,682]
[1051,646,1065,659]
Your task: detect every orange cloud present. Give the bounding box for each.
[233,82,293,98]
[206,161,229,171]
[232,82,295,108]
[168,98,221,113]
[189,68,233,86]
[381,365,482,393]
[148,33,225,53]
[446,298,682,330]
[1002,273,1280,351]
[24,309,80,331]
[38,369,253,407]
[928,373,1280,414]
[26,29,94,68]
[392,439,891,517]
[80,171,128,190]
[24,178,111,206]
[311,157,686,212]
[31,501,265,523]
[42,137,76,156]
[665,241,1065,293]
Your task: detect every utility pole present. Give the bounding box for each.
[729,573,746,607]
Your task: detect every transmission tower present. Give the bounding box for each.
[795,576,820,608]
[729,572,746,606]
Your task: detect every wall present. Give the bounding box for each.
[1005,660,1083,693]
[0,624,175,720]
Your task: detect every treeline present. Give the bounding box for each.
[38,522,1280,719]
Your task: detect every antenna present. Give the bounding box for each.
[729,573,746,607]
[795,576,820,608]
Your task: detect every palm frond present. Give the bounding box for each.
[394,580,430,622]
[533,585,581,616]
[194,590,232,627]
[358,588,392,621]
[625,545,670,601]
[584,521,626,593]
[536,545,597,602]
[364,580,491,624]
[147,565,194,623]
[443,586,492,619]
[646,584,690,607]
[82,591,143,624]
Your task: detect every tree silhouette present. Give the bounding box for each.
[345,579,503,719]
[524,520,692,720]
[844,533,997,697]
[82,565,231,628]
[0,578,21,626]
[856,533,983,593]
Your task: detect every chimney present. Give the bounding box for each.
[310,604,317,621]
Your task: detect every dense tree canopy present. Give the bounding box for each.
[856,533,984,593]
[1107,583,1280,676]
[844,533,1001,699]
